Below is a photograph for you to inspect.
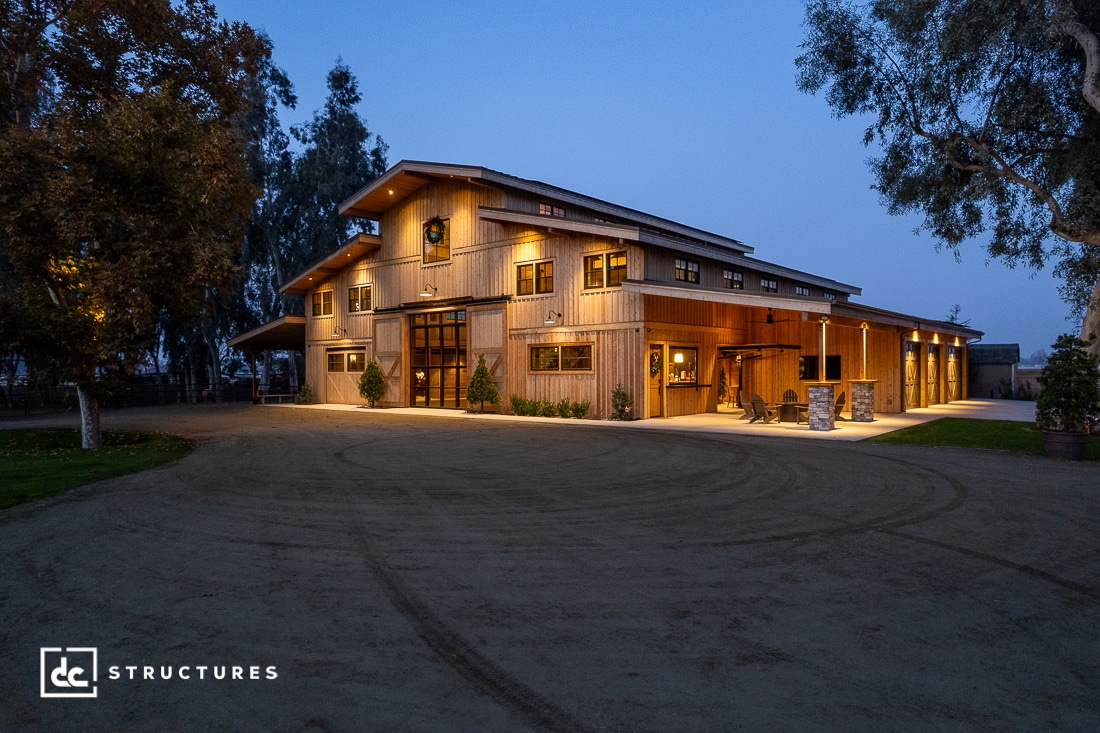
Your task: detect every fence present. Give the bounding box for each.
[0,382,271,419]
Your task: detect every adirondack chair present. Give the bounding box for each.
[835,391,848,421]
[750,393,778,424]
[738,390,753,420]
[782,388,798,403]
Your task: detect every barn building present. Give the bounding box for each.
[230,160,981,420]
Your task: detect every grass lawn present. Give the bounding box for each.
[0,428,192,510]
[867,417,1100,459]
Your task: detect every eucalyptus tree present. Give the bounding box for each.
[797,0,1100,356]
[0,0,267,447]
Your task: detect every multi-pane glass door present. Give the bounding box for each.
[410,310,467,408]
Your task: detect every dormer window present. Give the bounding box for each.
[539,203,566,217]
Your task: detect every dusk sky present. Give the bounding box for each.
[215,0,1070,359]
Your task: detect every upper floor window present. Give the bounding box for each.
[761,278,779,293]
[517,260,554,296]
[795,285,811,296]
[823,291,837,301]
[723,269,743,289]
[675,258,700,284]
[539,203,566,217]
[423,217,450,264]
[585,251,627,289]
[312,290,333,317]
[348,285,372,313]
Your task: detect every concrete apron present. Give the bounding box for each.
[288,399,1038,443]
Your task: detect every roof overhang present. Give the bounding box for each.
[227,315,307,352]
[478,206,641,240]
[281,232,382,295]
[622,280,832,313]
[831,302,983,340]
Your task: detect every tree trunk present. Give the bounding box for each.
[260,350,272,392]
[76,384,101,450]
[1081,270,1100,360]
[289,353,299,390]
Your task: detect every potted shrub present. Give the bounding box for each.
[1035,334,1100,459]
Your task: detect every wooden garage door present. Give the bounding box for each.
[946,346,961,402]
[904,342,920,409]
[926,345,940,406]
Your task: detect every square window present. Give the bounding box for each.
[539,203,566,217]
[584,254,605,289]
[674,259,699,283]
[823,291,837,301]
[536,261,554,294]
[561,345,592,371]
[530,346,560,371]
[607,252,627,286]
[723,270,743,289]
[327,353,344,372]
[667,347,698,385]
[761,278,778,293]
[795,285,811,296]
[312,290,333,317]
[348,285,371,312]
[346,352,365,372]
[423,218,450,263]
[516,263,534,296]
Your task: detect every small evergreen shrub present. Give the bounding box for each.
[556,398,572,418]
[510,394,528,415]
[508,394,593,419]
[609,382,632,420]
[295,382,314,405]
[570,399,590,419]
[466,354,500,412]
[358,360,386,407]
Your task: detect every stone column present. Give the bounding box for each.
[850,379,877,422]
[807,382,836,431]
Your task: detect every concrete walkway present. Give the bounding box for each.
[289,398,1037,442]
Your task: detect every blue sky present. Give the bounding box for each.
[216,0,1069,358]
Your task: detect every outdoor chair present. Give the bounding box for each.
[782,388,798,403]
[835,391,848,421]
[750,393,778,424]
[738,390,753,420]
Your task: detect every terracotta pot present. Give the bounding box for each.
[1042,430,1090,460]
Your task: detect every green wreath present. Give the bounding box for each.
[424,216,446,245]
[649,351,662,376]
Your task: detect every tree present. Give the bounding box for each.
[465,354,499,412]
[0,0,267,447]
[358,359,386,407]
[797,0,1100,359]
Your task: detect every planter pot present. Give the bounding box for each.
[1042,430,1090,460]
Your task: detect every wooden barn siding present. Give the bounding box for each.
[507,326,643,418]
[643,247,836,299]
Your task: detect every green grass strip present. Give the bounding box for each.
[867,417,1100,458]
[0,428,192,510]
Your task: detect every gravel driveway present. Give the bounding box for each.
[1,404,1097,731]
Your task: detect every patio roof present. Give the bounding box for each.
[227,315,307,353]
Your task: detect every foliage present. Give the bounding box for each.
[0,0,268,448]
[0,429,192,509]
[868,417,1098,458]
[1035,334,1100,431]
[797,0,1100,351]
[717,367,728,401]
[609,383,633,421]
[358,360,386,407]
[295,382,314,404]
[465,354,499,412]
[508,395,591,418]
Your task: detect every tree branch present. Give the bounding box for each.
[1050,0,1100,116]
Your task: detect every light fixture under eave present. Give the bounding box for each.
[766,308,774,325]
[544,309,562,325]
[419,283,437,298]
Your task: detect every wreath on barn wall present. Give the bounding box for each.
[424,216,446,245]
[649,351,662,376]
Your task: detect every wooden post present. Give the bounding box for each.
[818,317,828,382]
[860,322,868,380]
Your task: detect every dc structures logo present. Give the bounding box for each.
[40,647,98,698]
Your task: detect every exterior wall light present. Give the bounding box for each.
[419,283,437,298]
[332,325,347,338]
[544,310,562,325]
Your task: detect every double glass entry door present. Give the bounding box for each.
[410,311,467,408]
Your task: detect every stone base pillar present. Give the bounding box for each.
[807,383,836,431]
[850,379,877,422]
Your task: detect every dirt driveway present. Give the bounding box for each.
[1,404,1097,731]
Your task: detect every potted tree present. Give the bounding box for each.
[1035,335,1100,459]
[358,359,386,408]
